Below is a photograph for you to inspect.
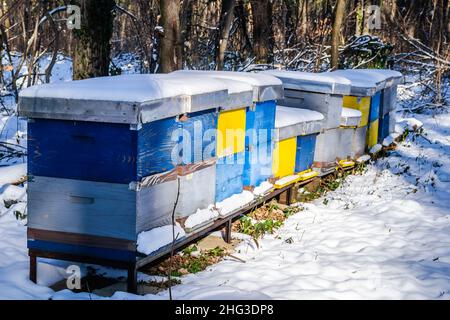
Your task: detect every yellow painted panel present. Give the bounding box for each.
[366,119,379,149]
[297,169,319,181]
[337,159,355,169]
[343,96,370,127]
[274,170,318,189]
[216,108,246,158]
[272,137,297,179]
[274,175,300,189]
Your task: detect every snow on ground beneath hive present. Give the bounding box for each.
[397,118,424,131]
[137,224,186,255]
[215,191,255,218]
[184,205,220,231]
[253,181,274,196]
[0,199,73,299]
[0,164,26,185]
[274,175,300,187]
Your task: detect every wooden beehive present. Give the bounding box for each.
[19,74,229,261]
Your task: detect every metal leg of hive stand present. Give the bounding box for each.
[29,251,37,283]
[224,219,232,244]
[127,264,137,294]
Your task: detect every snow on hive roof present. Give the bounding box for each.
[274,106,324,140]
[329,70,379,96]
[341,107,362,127]
[350,69,404,87]
[173,70,284,102]
[167,71,254,109]
[262,70,351,95]
[18,74,228,124]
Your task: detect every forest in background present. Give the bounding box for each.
[0,0,449,104]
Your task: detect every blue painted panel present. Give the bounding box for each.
[28,239,136,262]
[296,134,318,173]
[215,175,244,203]
[137,117,180,179]
[28,119,137,184]
[379,113,390,142]
[243,140,274,187]
[245,100,276,146]
[136,110,218,178]
[369,92,381,123]
[179,110,218,165]
[215,152,245,202]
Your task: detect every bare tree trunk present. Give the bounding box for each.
[363,0,371,34]
[180,0,194,68]
[73,0,115,80]
[390,0,397,22]
[119,0,130,51]
[251,0,273,63]
[272,0,287,51]
[160,0,182,73]
[355,0,364,35]
[0,0,11,40]
[331,0,346,70]
[446,0,450,40]
[215,0,236,70]
[236,0,252,52]
[297,0,308,37]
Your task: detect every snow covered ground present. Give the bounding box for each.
[0,57,449,299]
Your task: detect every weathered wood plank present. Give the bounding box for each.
[27,228,136,251]
[28,239,136,261]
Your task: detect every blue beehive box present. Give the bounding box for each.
[19,74,229,261]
